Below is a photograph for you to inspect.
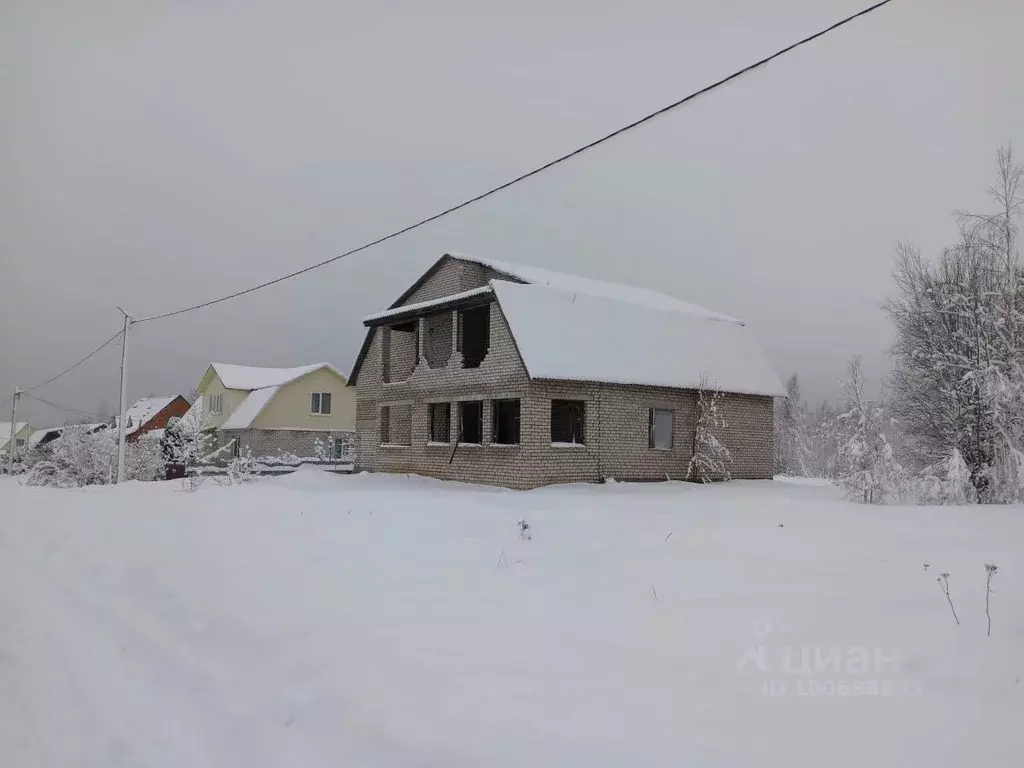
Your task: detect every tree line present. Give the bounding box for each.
[776,147,1023,504]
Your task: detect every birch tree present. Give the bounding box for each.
[883,146,1024,501]
[775,374,811,476]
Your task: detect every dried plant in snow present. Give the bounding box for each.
[518,519,532,541]
[985,563,998,637]
[936,571,960,627]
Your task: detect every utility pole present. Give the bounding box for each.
[115,308,132,483]
[7,388,19,474]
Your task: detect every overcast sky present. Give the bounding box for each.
[2,0,1021,426]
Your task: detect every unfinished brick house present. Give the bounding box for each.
[348,253,784,490]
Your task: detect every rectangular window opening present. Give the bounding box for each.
[429,402,451,443]
[209,394,223,414]
[551,400,585,444]
[649,408,673,450]
[332,435,352,460]
[385,322,418,382]
[458,306,490,368]
[458,401,483,444]
[492,399,521,444]
[380,405,391,444]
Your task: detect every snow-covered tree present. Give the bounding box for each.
[836,356,904,504]
[883,147,1024,501]
[917,448,978,505]
[687,373,732,483]
[125,438,166,482]
[805,401,840,479]
[223,448,259,484]
[774,374,811,476]
[23,425,168,487]
[161,399,213,473]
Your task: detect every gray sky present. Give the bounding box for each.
[2,0,1021,426]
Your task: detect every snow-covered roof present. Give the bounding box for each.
[123,396,177,436]
[350,252,780,392]
[221,386,280,430]
[364,286,493,323]
[491,280,785,397]
[0,422,29,451]
[210,362,343,391]
[28,428,59,447]
[447,253,743,324]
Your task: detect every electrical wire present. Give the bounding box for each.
[134,0,895,324]
[21,392,109,422]
[24,328,124,393]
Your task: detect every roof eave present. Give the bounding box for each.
[529,374,782,399]
[363,291,494,327]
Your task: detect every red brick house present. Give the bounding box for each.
[122,395,191,442]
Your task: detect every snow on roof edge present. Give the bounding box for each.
[364,285,492,322]
[490,280,784,398]
[221,386,280,429]
[447,252,745,325]
[210,362,345,391]
[123,396,178,435]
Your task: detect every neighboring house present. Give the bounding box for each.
[27,423,109,449]
[349,253,785,490]
[0,422,32,455]
[193,362,355,458]
[119,396,191,442]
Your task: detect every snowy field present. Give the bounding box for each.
[1,472,1022,767]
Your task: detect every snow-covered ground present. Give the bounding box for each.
[1,471,1021,767]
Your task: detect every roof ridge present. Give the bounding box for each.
[446,252,743,325]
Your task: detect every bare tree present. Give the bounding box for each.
[883,147,1024,501]
[775,374,811,476]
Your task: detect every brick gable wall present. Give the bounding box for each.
[355,260,774,489]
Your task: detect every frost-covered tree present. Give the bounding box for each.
[917,448,978,505]
[836,356,904,503]
[884,147,1024,501]
[807,401,842,479]
[23,425,170,487]
[687,373,732,483]
[775,374,811,476]
[125,438,166,482]
[161,400,213,474]
[223,448,259,485]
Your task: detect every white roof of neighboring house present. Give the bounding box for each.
[0,422,29,451]
[221,386,280,430]
[123,396,177,436]
[447,253,743,324]
[210,362,342,391]
[491,280,785,397]
[28,428,58,447]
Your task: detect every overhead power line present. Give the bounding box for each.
[24,328,124,393]
[135,0,895,324]
[22,392,109,422]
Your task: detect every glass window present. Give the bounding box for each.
[649,408,673,450]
